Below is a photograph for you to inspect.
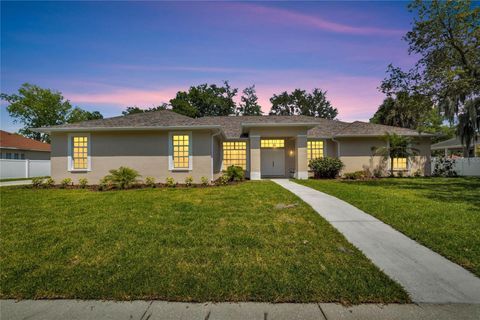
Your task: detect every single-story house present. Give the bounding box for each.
[431,134,480,157]
[34,110,432,183]
[0,130,51,160]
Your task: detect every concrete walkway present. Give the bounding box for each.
[272,179,480,304]
[0,179,32,187]
[1,300,479,320]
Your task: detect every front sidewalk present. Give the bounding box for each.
[0,179,32,187]
[2,300,479,320]
[272,179,480,304]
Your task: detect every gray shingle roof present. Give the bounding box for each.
[335,121,431,137]
[47,110,198,129]
[431,134,479,150]
[38,110,429,138]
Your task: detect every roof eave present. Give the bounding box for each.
[241,122,319,128]
[333,133,434,138]
[31,125,223,133]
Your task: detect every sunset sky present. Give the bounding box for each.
[1,1,418,132]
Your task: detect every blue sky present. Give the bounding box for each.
[1,1,417,132]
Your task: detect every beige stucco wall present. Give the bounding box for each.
[337,136,431,176]
[284,138,296,177]
[212,135,223,180]
[51,130,215,184]
[0,148,50,160]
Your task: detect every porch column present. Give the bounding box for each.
[295,135,308,179]
[249,136,261,180]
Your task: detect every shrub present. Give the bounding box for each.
[201,176,210,186]
[225,165,244,182]
[98,177,112,191]
[413,169,422,177]
[165,177,176,187]
[31,177,44,188]
[373,166,384,178]
[309,157,344,179]
[60,178,72,188]
[343,171,365,180]
[79,178,88,188]
[184,176,193,187]
[44,177,55,187]
[104,166,141,189]
[396,170,404,178]
[215,175,230,186]
[145,176,156,188]
[432,157,457,177]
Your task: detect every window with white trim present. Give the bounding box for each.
[223,141,247,170]
[392,157,407,170]
[72,136,89,170]
[172,134,190,169]
[307,140,324,162]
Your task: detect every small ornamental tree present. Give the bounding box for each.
[372,133,419,177]
[104,166,141,189]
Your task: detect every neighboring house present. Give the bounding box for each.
[431,134,480,157]
[0,130,51,160]
[34,110,432,183]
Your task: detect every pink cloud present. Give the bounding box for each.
[236,3,405,36]
[103,64,259,74]
[64,86,181,107]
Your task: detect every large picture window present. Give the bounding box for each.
[172,134,190,169]
[261,139,284,148]
[72,136,89,170]
[223,141,247,170]
[307,140,324,162]
[392,157,407,170]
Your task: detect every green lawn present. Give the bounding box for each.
[0,181,408,303]
[296,177,480,277]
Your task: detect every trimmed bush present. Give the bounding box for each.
[225,165,244,182]
[343,171,365,180]
[165,177,176,187]
[309,157,344,179]
[215,175,230,186]
[31,177,44,188]
[184,176,193,187]
[103,166,141,189]
[79,178,88,188]
[201,176,210,186]
[145,176,156,188]
[60,178,72,188]
[44,177,55,187]
[98,177,111,191]
[413,169,422,177]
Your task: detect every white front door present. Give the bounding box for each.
[261,148,285,177]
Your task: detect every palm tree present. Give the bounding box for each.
[372,133,419,177]
[457,98,480,158]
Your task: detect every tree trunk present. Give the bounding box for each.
[390,158,394,177]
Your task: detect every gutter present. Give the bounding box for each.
[211,129,222,182]
[31,125,223,133]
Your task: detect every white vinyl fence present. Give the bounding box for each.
[431,157,480,177]
[0,159,51,179]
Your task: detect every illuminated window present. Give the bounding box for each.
[261,139,285,148]
[223,141,247,170]
[307,140,324,162]
[392,157,407,170]
[172,134,190,169]
[72,136,89,169]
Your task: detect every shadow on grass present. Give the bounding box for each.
[339,177,480,210]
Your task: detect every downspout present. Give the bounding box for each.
[211,129,222,182]
[332,136,340,158]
